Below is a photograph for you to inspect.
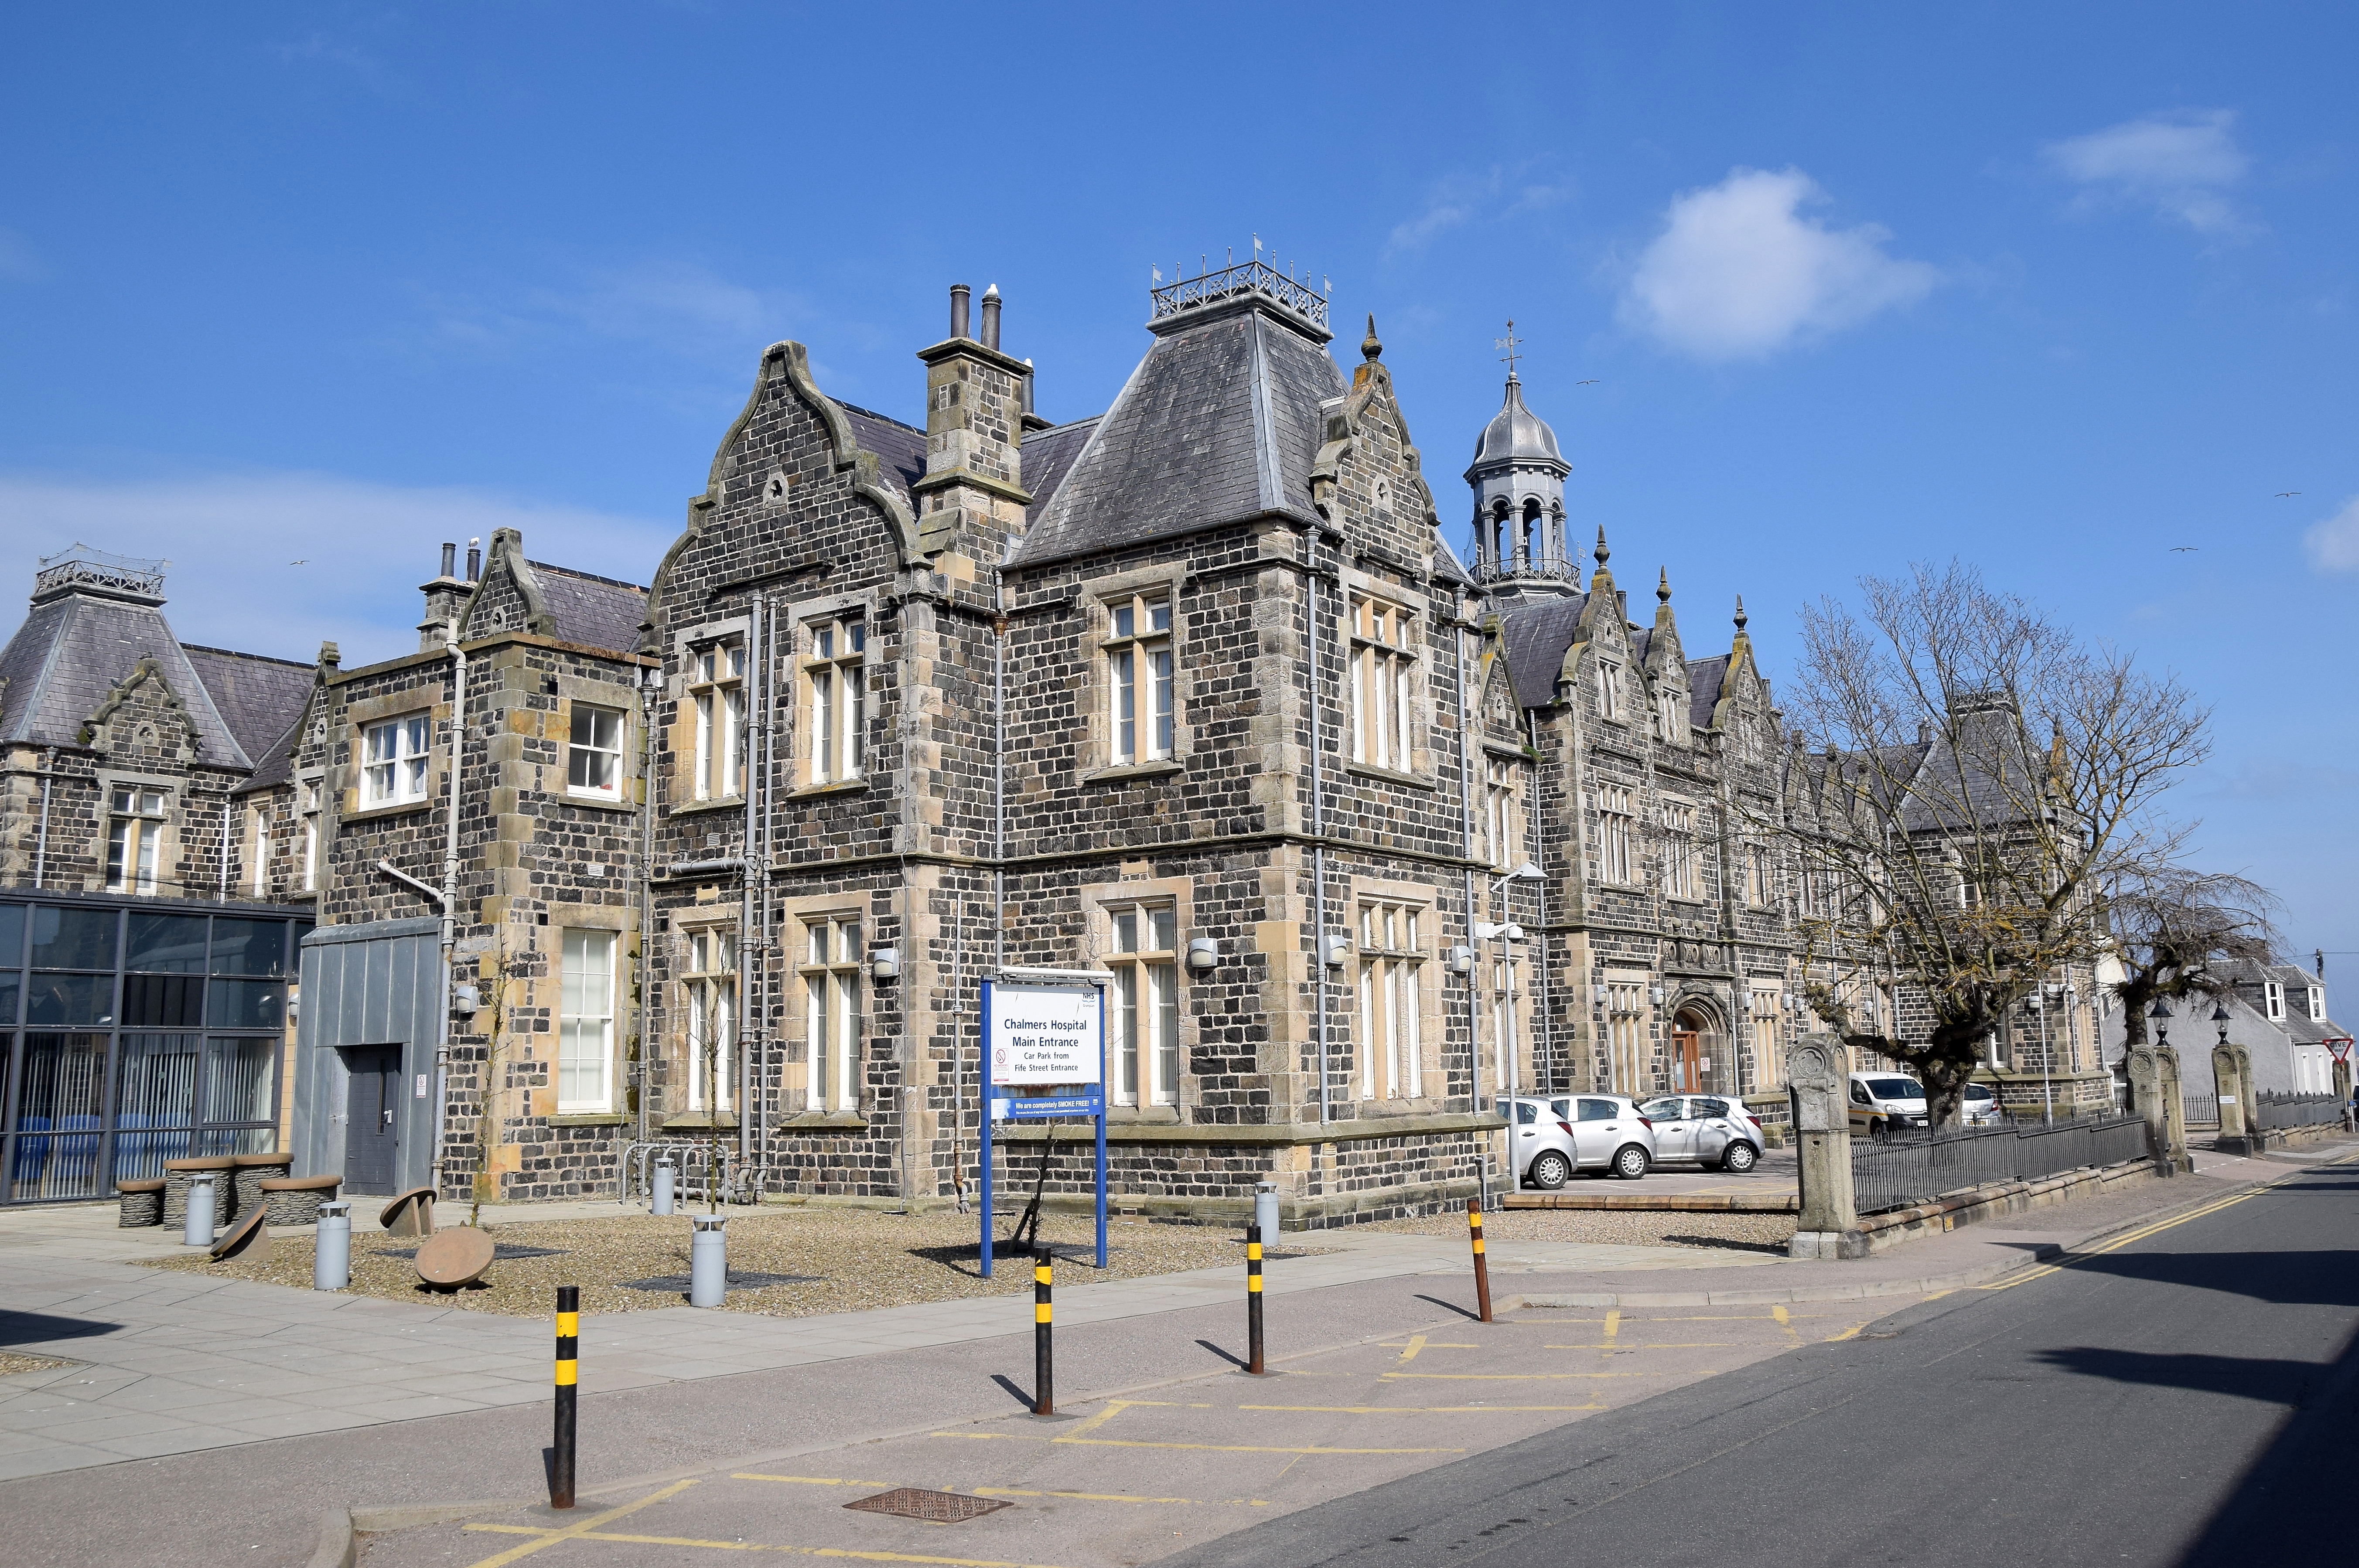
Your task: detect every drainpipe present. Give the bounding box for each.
[637,666,659,1150]
[739,590,762,1179]
[1454,610,1484,1205]
[217,795,234,900]
[433,624,467,1199]
[1528,707,1550,1091]
[33,746,56,889]
[1302,521,1330,1126]
[757,597,778,1179]
[993,571,1007,973]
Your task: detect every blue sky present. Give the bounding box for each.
[2,3,2353,970]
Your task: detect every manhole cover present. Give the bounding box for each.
[382,1244,569,1261]
[845,1488,1011,1523]
[619,1271,824,1292]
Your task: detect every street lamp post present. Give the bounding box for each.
[1476,861,1546,1194]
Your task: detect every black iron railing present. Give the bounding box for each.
[1850,1114,2152,1215]
[2253,1091,2344,1132]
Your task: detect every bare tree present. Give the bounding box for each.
[1764,562,2212,1130]
[2103,866,2280,1071]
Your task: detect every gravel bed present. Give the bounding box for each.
[0,1351,75,1378]
[1369,1207,1797,1254]
[137,1208,1320,1317]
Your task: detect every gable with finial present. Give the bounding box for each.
[81,656,200,762]
[460,529,560,639]
[1308,315,1442,567]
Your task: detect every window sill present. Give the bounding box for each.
[345,799,432,823]
[1343,761,1435,792]
[562,790,635,813]
[550,1111,628,1127]
[668,796,745,818]
[791,778,871,798]
[774,1110,867,1129]
[1083,760,1183,786]
[1106,1104,1184,1125]
[660,1112,741,1132]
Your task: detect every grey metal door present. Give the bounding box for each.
[343,1048,399,1195]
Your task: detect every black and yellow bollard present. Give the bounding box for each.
[1468,1198,1494,1323]
[1246,1223,1267,1374]
[1033,1254,1055,1416]
[552,1284,579,1508]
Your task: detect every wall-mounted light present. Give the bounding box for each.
[1187,937,1220,972]
[1449,945,1475,975]
[870,946,901,980]
[1649,984,1665,1007]
[1321,932,1351,968]
[1591,984,1607,1006]
[451,984,480,1013]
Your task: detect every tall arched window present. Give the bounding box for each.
[1520,498,1542,570]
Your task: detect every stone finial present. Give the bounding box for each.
[1657,567,1672,604]
[1594,525,1611,568]
[1734,595,1748,632]
[1362,314,1383,361]
[319,641,341,668]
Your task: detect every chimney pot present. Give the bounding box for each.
[980,283,1001,350]
[440,541,457,580]
[949,283,971,341]
[1021,356,1035,416]
[466,539,482,582]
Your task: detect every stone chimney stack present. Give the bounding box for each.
[913,281,1031,563]
[418,539,471,651]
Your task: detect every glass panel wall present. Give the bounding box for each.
[0,896,310,1203]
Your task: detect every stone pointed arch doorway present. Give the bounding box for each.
[1672,1006,1715,1094]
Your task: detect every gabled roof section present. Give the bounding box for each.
[0,587,250,766]
[1686,654,1729,731]
[1011,298,1343,567]
[233,701,311,794]
[181,645,313,768]
[836,402,927,502]
[1020,415,1103,525]
[526,561,649,655]
[1497,593,1588,708]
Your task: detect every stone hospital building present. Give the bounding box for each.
[1,260,2134,1222]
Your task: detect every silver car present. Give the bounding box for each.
[1638,1095,1764,1172]
[1502,1096,1581,1189]
[1520,1094,1657,1179]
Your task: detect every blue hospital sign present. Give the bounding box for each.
[988,982,1102,1086]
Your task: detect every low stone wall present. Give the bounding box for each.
[1508,1191,1798,1214]
[1794,1155,2164,1259]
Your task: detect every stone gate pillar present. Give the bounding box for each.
[2214,1040,2247,1145]
[1786,1035,1861,1260]
[2129,1044,2190,1174]
[2157,1044,2191,1173]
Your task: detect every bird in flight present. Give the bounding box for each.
[289,559,308,566]
[2276,491,2301,498]
[2171,546,2198,553]
[1577,378,1600,385]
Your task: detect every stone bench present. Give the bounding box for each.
[116,1179,166,1228]
[232,1152,293,1215]
[259,1173,341,1227]
[162,1157,241,1227]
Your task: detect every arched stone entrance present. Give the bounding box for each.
[1669,998,1729,1096]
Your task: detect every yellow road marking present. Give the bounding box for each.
[1052,1401,1134,1440]
[461,1479,699,1568]
[1602,1309,1621,1342]
[969,1487,1270,1508]
[1397,1334,1428,1363]
[467,1524,1076,1568]
[1825,1323,1868,1343]
[1239,1403,1601,1414]
[932,1432,1462,1455]
[733,1475,898,1489]
[1771,1305,1796,1340]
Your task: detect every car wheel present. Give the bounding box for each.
[1721,1140,1759,1173]
[1529,1151,1572,1190]
[1611,1144,1650,1180]
[1870,1119,1891,1143]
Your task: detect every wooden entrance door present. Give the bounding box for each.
[343,1047,400,1195]
[1673,1025,1705,1094]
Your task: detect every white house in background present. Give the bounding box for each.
[2103,957,2351,1101]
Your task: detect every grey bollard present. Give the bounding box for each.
[652,1154,676,1216]
[183,1174,218,1248]
[689,1215,727,1307]
[314,1200,352,1291]
[1253,1180,1280,1241]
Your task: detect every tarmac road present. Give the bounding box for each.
[1160,1154,2359,1568]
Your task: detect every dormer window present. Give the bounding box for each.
[2264,981,2284,1021]
[2310,987,2326,1022]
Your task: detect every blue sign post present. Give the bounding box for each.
[979,971,1109,1278]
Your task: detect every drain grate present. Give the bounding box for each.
[380,1243,569,1261]
[845,1488,1012,1524]
[619,1271,823,1292]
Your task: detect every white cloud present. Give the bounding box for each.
[2303,494,2359,572]
[2042,110,2250,233]
[411,260,798,366]
[1617,167,1940,361]
[0,470,670,668]
[1385,167,1577,257]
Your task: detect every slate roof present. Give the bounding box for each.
[1894,702,2042,834]
[0,587,251,767]
[1011,300,1342,567]
[1020,416,1102,523]
[234,707,308,794]
[181,645,313,769]
[525,562,649,655]
[1496,594,1587,708]
[836,402,928,502]
[1686,654,1729,730]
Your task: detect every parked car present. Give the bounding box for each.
[1960,1081,2006,1128]
[1637,1095,1765,1172]
[1504,1094,1657,1180]
[1848,1073,1929,1137]
[1500,1096,1581,1189]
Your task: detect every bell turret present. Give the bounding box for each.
[1465,333,1574,600]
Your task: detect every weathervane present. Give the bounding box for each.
[1495,320,1522,379]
